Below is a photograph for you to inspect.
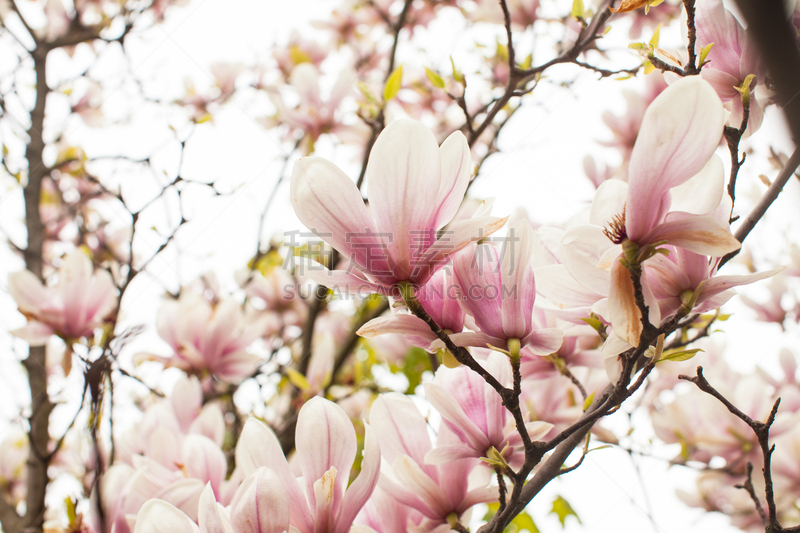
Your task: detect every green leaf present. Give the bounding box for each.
[286,368,311,391]
[425,67,445,89]
[65,497,77,525]
[643,59,655,74]
[628,42,646,50]
[572,0,584,19]
[699,42,714,66]
[582,390,596,411]
[383,65,403,101]
[649,23,662,48]
[550,495,581,528]
[450,56,464,84]
[658,348,704,363]
[579,315,604,334]
[401,347,432,393]
[483,504,539,533]
[511,511,539,533]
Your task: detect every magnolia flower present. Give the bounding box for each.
[291,118,506,294]
[695,0,764,134]
[450,220,563,355]
[265,64,368,155]
[356,266,464,352]
[369,393,497,532]
[235,397,380,533]
[598,76,739,346]
[424,352,552,469]
[136,292,268,384]
[9,249,117,345]
[645,245,781,319]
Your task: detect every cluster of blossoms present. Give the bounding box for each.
[3,0,800,532]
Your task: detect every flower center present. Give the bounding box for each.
[603,210,627,245]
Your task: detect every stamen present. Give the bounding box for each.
[603,209,627,244]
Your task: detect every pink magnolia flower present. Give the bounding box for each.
[132,478,289,533]
[695,0,764,134]
[265,64,368,155]
[356,266,464,350]
[8,249,117,345]
[645,245,781,319]
[291,118,506,294]
[369,393,497,533]
[424,352,552,469]
[235,397,380,533]
[136,292,268,384]
[450,220,564,354]
[599,75,740,346]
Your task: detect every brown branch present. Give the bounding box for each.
[18,45,54,533]
[682,0,700,75]
[736,462,769,527]
[470,0,618,146]
[720,148,800,267]
[724,98,751,221]
[400,285,506,395]
[679,367,786,532]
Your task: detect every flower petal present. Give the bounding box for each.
[366,119,441,281]
[642,213,741,256]
[296,397,357,512]
[235,418,313,532]
[133,500,199,533]
[433,131,471,229]
[626,76,725,240]
[230,467,290,533]
[335,423,381,533]
[291,157,392,283]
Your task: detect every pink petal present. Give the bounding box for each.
[296,397,356,512]
[589,179,628,227]
[369,394,433,470]
[423,445,481,465]
[420,216,508,279]
[626,76,725,240]
[448,331,505,350]
[458,486,500,513]
[133,500,199,533]
[500,220,536,340]
[171,376,202,432]
[230,467,290,533]
[197,484,230,533]
[291,157,393,284]
[521,327,564,355]
[642,213,741,256]
[235,419,313,532]
[432,131,471,229]
[181,435,227,495]
[698,268,784,303]
[391,455,450,518]
[7,270,50,315]
[366,119,442,281]
[11,322,54,345]
[294,257,382,295]
[335,424,381,533]
[357,314,437,344]
[424,382,489,452]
